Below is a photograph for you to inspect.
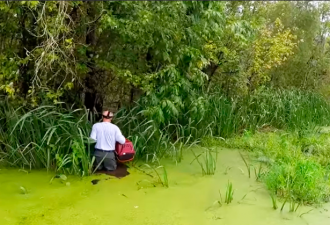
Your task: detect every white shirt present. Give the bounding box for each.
[90,122,125,151]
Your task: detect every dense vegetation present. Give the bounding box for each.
[1,1,330,205]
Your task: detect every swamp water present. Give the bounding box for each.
[0,148,329,225]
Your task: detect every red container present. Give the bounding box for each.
[115,139,135,163]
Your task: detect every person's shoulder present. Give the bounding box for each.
[92,122,102,128]
[110,123,120,129]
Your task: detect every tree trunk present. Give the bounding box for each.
[18,8,37,97]
[84,2,103,120]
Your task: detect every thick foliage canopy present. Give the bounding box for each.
[2,2,324,108]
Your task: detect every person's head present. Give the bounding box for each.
[102,110,113,122]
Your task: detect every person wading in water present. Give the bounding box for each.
[90,110,125,171]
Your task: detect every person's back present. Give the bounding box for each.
[90,111,125,171]
[91,122,125,150]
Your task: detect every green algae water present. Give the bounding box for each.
[1,148,329,225]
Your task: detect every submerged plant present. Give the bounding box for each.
[224,166,232,175]
[299,209,314,217]
[19,186,27,195]
[217,190,223,207]
[49,174,68,184]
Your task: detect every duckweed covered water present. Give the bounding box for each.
[0,148,329,225]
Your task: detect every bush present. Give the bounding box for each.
[264,159,330,204]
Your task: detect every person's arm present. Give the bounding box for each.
[90,125,97,141]
[116,127,126,145]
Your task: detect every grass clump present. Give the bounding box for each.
[141,164,169,188]
[0,102,94,176]
[211,181,234,209]
[264,159,329,204]
[225,181,234,204]
[191,148,218,175]
[211,130,330,206]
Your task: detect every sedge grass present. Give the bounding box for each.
[225,181,234,204]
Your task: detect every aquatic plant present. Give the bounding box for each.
[115,88,330,163]
[49,174,68,184]
[289,200,301,212]
[225,181,234,204]
[217,190,223,207]
[270,193,278,210]
[190,148,218,175]
[0,103,93,176]
[239,152,251,178]
[254,163,263,181]
[299,209,314,217]
[162,166,169,188]
[2,88,330,177]
[19,186,27,195]
[280,196,289,212]
[143,164,169,187]
[265,160,329,204]
[224,166,232,175]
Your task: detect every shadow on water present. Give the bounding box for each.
[91,163,130,185]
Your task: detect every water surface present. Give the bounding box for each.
[0,148,329,225]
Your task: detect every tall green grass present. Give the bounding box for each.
[1,88,330,175]
[0,100,93,176]
[115,88,330,161]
